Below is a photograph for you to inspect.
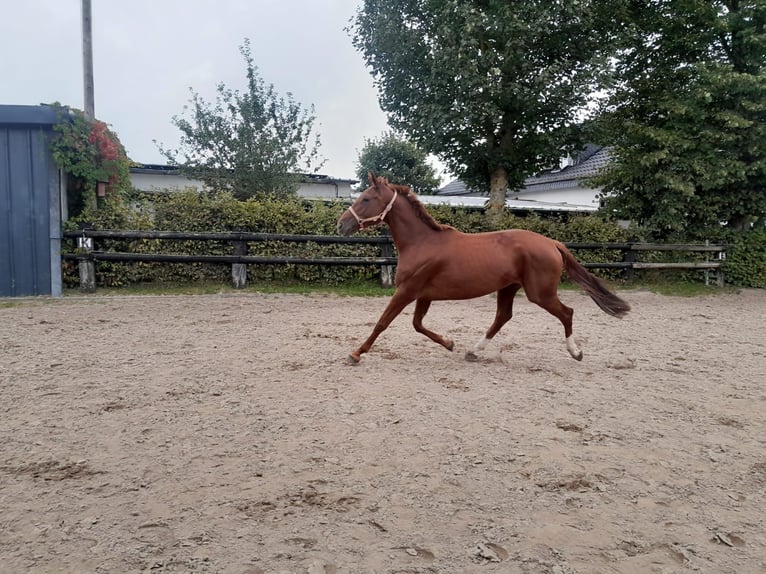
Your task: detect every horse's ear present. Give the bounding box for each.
[367,171,377,187]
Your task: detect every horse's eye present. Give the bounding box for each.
[361,198,369,203]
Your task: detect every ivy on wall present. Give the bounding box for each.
[48,102,132,217]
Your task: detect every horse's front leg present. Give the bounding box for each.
[349,290,415,363]
[413,299,454,351]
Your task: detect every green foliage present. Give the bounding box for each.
[424,204,492,233]
[355,132,440,194]
[158,39,324,200]
[723,229,766,288]
[66,190,747,289]
[61,194,155,288]
[63,191,382,288]
[595,0,766,237]
[350,0,619,217]
[48,103,132,216]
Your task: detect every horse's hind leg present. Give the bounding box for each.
[466,284,520,361]
[413,299,454,351]
[527,288,582,361]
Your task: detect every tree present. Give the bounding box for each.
[350,0,617,224]
[355,132,440,194]
[595,0,766,237]
[159,39,324,200]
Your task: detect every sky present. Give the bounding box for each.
[0,0,445,182]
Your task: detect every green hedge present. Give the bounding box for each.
[69,190,760,289]
[63,191,383,287]
[722,229,766,288]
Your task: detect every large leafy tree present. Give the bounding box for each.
[159,39,324,200]
[350,0,617,223]
[355,132,440,194]
[596,0,766,237]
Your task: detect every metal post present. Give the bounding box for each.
[82,0,95,119]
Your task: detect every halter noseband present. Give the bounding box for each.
[347,190,398,230]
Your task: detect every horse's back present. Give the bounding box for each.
[436,228,565,275]
[474,228,564,266]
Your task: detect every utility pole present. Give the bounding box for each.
[82,0,95,119]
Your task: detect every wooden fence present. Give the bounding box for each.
[62,229,726,292]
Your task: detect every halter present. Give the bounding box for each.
[347,190,398,230]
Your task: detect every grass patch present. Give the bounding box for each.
[61,278,733,299]
[624,280,736,297]
[246,280,395,297]
[63,279,395,298]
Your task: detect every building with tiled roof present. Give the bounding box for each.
[437,145,609,213]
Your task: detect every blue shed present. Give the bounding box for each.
[0,104,62,297]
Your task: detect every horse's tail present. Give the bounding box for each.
[555,242,631,318]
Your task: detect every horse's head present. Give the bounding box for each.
[336,172,398,236]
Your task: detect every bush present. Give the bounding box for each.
[69,189,742,289]
[62,194,155,287]
[64,190,384,287]
[723,229,766,288]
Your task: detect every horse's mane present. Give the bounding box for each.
[390,183,453,232]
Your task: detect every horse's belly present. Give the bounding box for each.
[426,285,498,301]
[423,266,515,300]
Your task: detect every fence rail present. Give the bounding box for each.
[63,229,393,244]
[62,229,725,292]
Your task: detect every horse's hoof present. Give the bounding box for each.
[572,351,583,361]
[445,340,454,352]
[465,351,479,362]
[347,353,361,365]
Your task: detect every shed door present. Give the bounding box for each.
[0,126,57,296]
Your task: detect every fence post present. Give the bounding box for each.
[379,233,395,288]
[713,242,725,287]
[715,266,724,287]
[622,243,636,282]
[232,240,248,289]
[77,234,96,293]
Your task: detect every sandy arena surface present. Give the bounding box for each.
[1,289,765,574]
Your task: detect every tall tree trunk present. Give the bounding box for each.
[487,166,508,228]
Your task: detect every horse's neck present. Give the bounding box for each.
[386,199,438,252]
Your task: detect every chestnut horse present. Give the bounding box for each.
[336,173,630,363]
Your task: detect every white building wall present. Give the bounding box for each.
[130,172,206,192]
[510,185,601,208]
[129,171,355,200]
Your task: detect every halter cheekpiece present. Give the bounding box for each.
[347,190,398,229]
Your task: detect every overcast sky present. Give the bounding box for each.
[0,0,438,182]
